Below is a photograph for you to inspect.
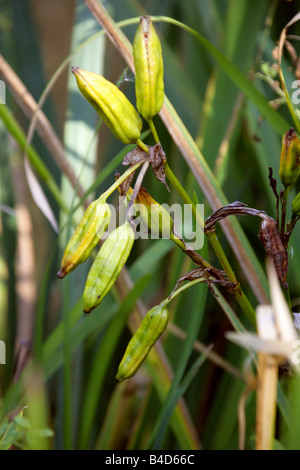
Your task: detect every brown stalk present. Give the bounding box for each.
[82,0,268,304]
[0,54,87,205]
[255,352,280,450]
[126,160,150,223]
[11,159,36,382]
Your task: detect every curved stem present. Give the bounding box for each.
[206,231,236,282]
[136,138,149,153]
[167,278,205,303]
[126,160,150,223]
[164,161,256,325]
[102,161,143,200]
[148,119,160,144]
[280,186,290,237]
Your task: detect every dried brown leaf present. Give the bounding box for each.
[122,146,148,166]
[204,201,267,233]
[170,267,237,298]
[149,143,169,191]
[259,219,288,288]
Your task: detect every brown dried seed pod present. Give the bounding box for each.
[258,217,288,288]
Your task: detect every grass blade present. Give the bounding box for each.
[78,274,151,449]
[59,0,105,449]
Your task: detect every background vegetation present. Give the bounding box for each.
[0,0,300,450]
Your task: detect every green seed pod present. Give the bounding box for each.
[83,221,135,313]
[292,191,300,216]
[133,16,164,121]
[125,186,173,238]
[136,187,173,237]
[58,198,111,279]
[72,67,142,144]
[115,302,169,382]
[279,128,300,187]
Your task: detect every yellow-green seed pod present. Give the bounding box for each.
[133,16,164,120]
[292,191,300,216]
[58,198,111,279]
[83,221,135,313]
[115,302,169,382]
[127,186,173,238]
[279,128,300,187]
[72,67,142,144]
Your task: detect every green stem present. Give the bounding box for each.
[207,233,256,325]
[136,138,149,154]
[281,186,290,237]
[148,119,160,144]
[206,231,236,282]
[164,163,256,325]
[102,160,144,199]
[167,278,205,303]
[235,290,256,325]
[164,163,204,230]
[170,233,188,252]
[140,121,255,324]
[126,160,150,222]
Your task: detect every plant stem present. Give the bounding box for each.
[280,186,290,237]
[146,117,256,324]
[206,231,233,276]
[148,119,160,144]
[136,138,149,153]
[165,162,256,325]
[126,160,150,222]
[102,160,144,199]
[86,0,270,303]
[204,232,256,325]
[164,163,204,229]
[167,278,206,302]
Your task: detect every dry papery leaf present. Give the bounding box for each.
[122,143,169,190]
[169,268,237,299]
[204,201,267,233]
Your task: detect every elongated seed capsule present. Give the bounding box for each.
[72,67,142,144]
[57,198,111,279]
[292,191,300,216]
[115,303,169,382]
[136,187,173,237]
[83,221,135,313]
[125,186,173,238]
[133,16,164,120]
[279,128,300,187]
